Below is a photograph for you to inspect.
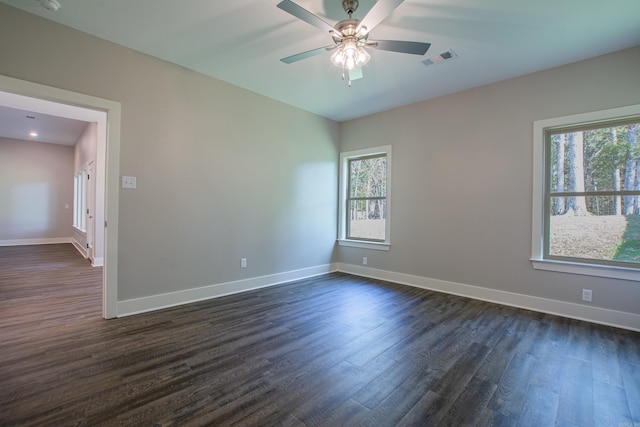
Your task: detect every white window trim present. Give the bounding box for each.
[531,104,640,281]
[73,167,87,233]
[338,145,392,251]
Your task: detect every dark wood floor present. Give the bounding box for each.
[1,244,639,426]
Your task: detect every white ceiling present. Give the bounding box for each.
[1,0,639,123]
[0,90,103,146]
[0,105,88,146]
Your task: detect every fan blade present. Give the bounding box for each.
[277,0,336,35]
[356,0,405,34]
[280,46,334,64]
[348,67,363,81]
[371,40,431,55]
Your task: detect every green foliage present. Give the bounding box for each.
[549,123,640,215]
[584,126,629,191]
[551,126,631,190]
[613,215,640,262]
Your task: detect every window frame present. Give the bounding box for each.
[73,168,87,232]
[531,104,640,281]
[338,145,392,251]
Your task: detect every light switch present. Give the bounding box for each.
[122,176,137,189]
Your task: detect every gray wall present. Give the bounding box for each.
[0,137,74,242]
[1,3,637,320]
[74,122,96,173]
[0,4,339,301]
[339,46,640,315]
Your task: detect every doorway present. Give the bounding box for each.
[0,75,120,318]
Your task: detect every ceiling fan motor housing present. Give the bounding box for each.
[333,18,370,44]
[335,19,358,36]
[342,0,359,15]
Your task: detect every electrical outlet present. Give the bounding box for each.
[363,257,367,265]
[241,258,247,268]
[582,289,592,302]
[121,176,137,189]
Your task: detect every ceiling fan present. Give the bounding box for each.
[277,0,431,85]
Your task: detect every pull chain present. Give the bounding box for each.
[341,69,352,87]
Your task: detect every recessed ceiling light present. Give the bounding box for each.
[29,131,38,137]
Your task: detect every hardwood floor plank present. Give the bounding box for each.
[593,380,633,427]
[517,385,559,427]
[620,361,640,422]
[441,376,498,426]
[363,370,440,427]
[474,333,519,384]
[592,327,624,388]
[398,342,492,425]
[556,357,595,427]
[351,351,421,409]
[488,352,538,419]
[1,244,639,426]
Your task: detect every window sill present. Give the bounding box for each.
[531,258,640,281]
[73,225,86,234]
[337,239,390,251]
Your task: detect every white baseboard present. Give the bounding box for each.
[117,263,338,317]
[71,241,103,267]
[115,261,639,332]
[71,239,88,258]
[338,263,640,332]
[0,237,72,246]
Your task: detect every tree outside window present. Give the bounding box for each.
[347,154,387,241]
[339,146,391,249]
[546,121,640,265]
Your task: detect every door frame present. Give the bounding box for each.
[87,161,95,264]
[0,75,121,319]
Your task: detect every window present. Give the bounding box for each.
[73,168,86,231]
[338,146,391,250]
[532,105,640,280]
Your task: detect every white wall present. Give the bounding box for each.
[0,4,339,308]
[0,137,74,244]
[339,46,640,324]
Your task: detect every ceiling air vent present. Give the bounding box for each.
[423,49,458,67]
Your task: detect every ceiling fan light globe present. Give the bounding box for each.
[330,40,370,70]
[355,47,370,67]
[330,48,345,67]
